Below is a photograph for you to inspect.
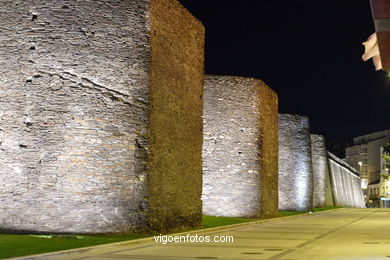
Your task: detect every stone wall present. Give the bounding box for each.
[202,75,278,218]
[258,80,279,217]
[278,114,313,211]
[311,134,334,207]
[328,152,365,208]
[147,0,204,232]
[0,0,204,234]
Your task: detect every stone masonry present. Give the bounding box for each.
[278,114,313,211]
[202,75,278,218]
[328,152,365,208]
[311,134,334,208]
[0,0,204,234]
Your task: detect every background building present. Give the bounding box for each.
[367,146,390,208]
[328,129,390,206]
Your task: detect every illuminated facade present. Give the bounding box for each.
[344,129,390,203]
[367,146,390,208]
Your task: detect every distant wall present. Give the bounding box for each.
[278,114,313,211]
[311,135,334,207]
[328,152,365,208]
[0,0,204,234]
[202,75,278,218]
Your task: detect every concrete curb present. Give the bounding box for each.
[9,208,345,260]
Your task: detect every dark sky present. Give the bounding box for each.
[178,0,390,141]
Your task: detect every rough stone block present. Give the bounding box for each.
[311,134,334,207]
[328,153,365,208]
[278,114,313,211]
[0,0,204,233]
[202,75,278,218]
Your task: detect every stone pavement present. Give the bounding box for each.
[13,208,390,260]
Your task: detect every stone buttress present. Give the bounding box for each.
[0,0,204,233]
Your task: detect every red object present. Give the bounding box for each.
[371,0,390,19]
[371,0,390,71]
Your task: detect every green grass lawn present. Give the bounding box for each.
[201,215,258,228]
[278,210,307,216]
[203,206,341,227]
[202,210,309,227]
[0,234,148,259]
[0,207,341,259]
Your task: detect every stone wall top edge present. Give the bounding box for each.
[279,113,309,120]
[259,81,278,100]
[204,74,275,92]
[310,134,325,140]
[328,151,360,177]
[159,0,205,32]
[205,75,280,102]
[205,74,265,84]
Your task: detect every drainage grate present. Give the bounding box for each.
[241,252,263,255]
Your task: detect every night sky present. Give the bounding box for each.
[179,0,390,141]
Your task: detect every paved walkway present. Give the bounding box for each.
[15,208,390,260]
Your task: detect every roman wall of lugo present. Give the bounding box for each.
[311,134,334,208]
[328,152,366,208]
[278,114,313,211]
[202,75,278,218]
[0,0,366,234]
[0,0,204,234]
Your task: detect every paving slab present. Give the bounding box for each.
[11,208,390,260]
